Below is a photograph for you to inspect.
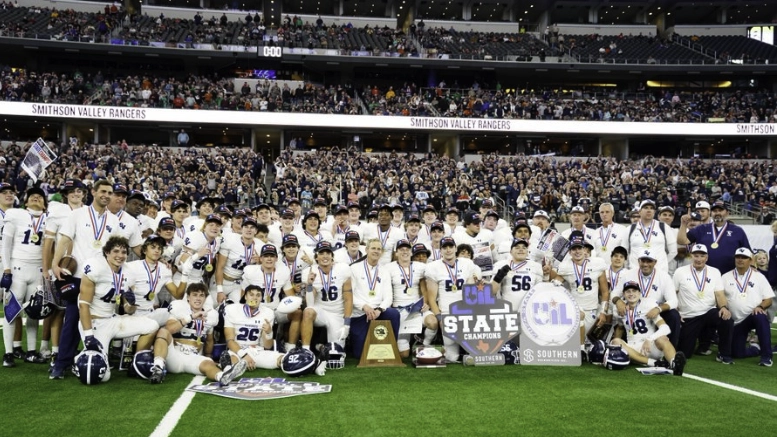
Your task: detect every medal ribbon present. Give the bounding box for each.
[510,260,527,273]
[363,260,379,291]
[639,271,656,298]
[433,248,441,260]
[203,232,216,265]
[607,267,620,291]
[243,304,260,318]
[336,224,349,234]
[263,270,275,303]
[444,260,458,287]
[348,251,361,264]
[399,263,414,288]
[88,205,108,243]
[319,266,333,293]
[626,305,638,332]
[30,211,44,235]
[304,230,321,244]
[244,241,255,266]
[283,257,297,282]
[599,224,613,248]
[377,225,391,248]
[142,261,160,295]
[194,318,204,342]
[540,229,556,251]
[691,267,707,293]
[710,222,729,247]
[573,259,589,289]
[734,268,752,296]
[112,268,125,303]
[638,220,655,245]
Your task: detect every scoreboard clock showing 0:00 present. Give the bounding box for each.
[258,46,283,58]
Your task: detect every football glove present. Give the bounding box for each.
[492,265,511,283]
[337,325,350,343]
[0,272,12,291]
[123,290,136,306]
[84,335,103,352]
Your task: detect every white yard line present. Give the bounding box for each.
[149,376,205,437]
[683,373,777,402]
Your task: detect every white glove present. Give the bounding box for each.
[204,309,219,330]
[551,279,563,287]
[180,258,194,276]
[337,325,350,343]
[315,361,327,376]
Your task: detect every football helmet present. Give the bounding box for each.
[319,342,346,369]
[603,345,630,370]
[587,340,607,364]
[74,350,110,385]
[211,343,227,362]
[24,286,56,320]
[56,276,80,301]
[281,348,320,377]
[499,341,520,365]
[129,350,155,379]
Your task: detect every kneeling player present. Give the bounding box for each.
[611,281,686,376]
[147,283,247,385]
[222,285,285,371]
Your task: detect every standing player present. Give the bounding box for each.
[403,214,423,246]
[443,207,460,236]
[611,281,686,375]
[491,238,546,318]
[423,221,445,262]
[300,241,353,350]
[148,282,247,384]
[417,205,438,242]
[279,234,314,294]
[529,210,561,266]
[329,205,352,250]
[561,206,596,254]
[177,214,223,301]
[106,184,144,259]
[215,217,261,304]
[425,236,482,362]
[362,204,403,265]
[294,211,333,253]
[387,239,433,357]
[334,230,364,266]
[2,187,49,366]
[221,285,285,372]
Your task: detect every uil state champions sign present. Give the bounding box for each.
[519,283,582,366]
[441,283,520,365]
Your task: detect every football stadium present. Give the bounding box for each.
[1,0,777,436]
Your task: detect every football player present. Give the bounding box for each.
[148,282,246,384]
[166,200,190,242]
[403,214,424,246]
[183,197,215,233]
[560,206,596,262]
[177,214,223,302]
[349,239,401,359]
[294,211,333,253]
[243,244,299,351]
[605,246,629,300]
[387,239,433,357]
[611,281,686,376]
[423,221,445,262]
[425,236,483,362]
[268,208,296,247]
[333,230,365,265]
[443,207,460,236]
[2,187,49,366]
[215,216,261,304]
[300,241,353,350]
[76,236,159,381]
[529,210,561,267]
[329,205,351,250]
[417,205,438,242]
[105,184,144,259]
[494,219,532,263]
[221,285,285,371]
[411,243,430,264]
[390,203,404,229]
[491,238,546,320]
[279,234,314,294]
[361,204,403,265]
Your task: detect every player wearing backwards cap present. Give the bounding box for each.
[334,230,365,265]
[624,199,677,274]
[610,281,687,375]
[425,236,483,362]
[362,204,403,266]
[329,205,353,251]
[176,214,223,299]
[721,248,773,366]
[611,249,681,347]
[387,239,433,357]
[594,203,627,266]
[549,231,610,347]
[214,217,262,304]
[300,241,353,351]
[106,184,144,260]
[221,284,285,372]
[491,238,547,322]
[2,187,49,366]
[268,208,296,247]
[148,282,247,385]
[124,235,186,328]
[42,179,86,363]
[494,219,532,263]
[294,211,334,253]
[678,200,751,275]
[243,244,299,351]
[672,244,734,364]
[349,239,401,359]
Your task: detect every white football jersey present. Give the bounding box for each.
[333,246,365,266]
[452,227,494,247]
[613,269,678,309]
[362,224,404,265]
[44,201,73,237]
[492,259,544,310]
[113,210,144,248]
[556,257,608,311]
[242,264,293,310]
[349,260,393,317]
[3,208,47,262]
[302,263,352,315]
[223,302,275,348]
[613,298,660,344]
[59,206,122,278]
[293,229,334,252]
[180,231,221,282]
[125,260,173,313]
[592,223,627,264]
[425,258,482,313]
[168,300,214,346]
[280,251,313,285]
[218,233,261,279]
[387,261,427,307]
[82,255,127,318]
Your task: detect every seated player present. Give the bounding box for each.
[611,281,686,376]
[147,283,247,385]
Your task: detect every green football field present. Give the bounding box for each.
[1,322,775,437]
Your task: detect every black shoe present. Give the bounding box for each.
[49,366,65,379]
[149,365,165,384]
[654,358,670,368]
[672,351,686,376]
[12,347,25,359]
[219,350,233,370]
[3,353,15,368]
[24,351,47,364]
[219,359,247,386]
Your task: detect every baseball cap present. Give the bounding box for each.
[463,213,481,225]
[377,203,392,212]
[690,244,708,254]
[481,199,494,207]
[514,211,527,220]
[629,208,640,218]
[611,246,628,258]
[314,241,334,253]
[412,243,430,256]
[484,210,500,219]
[216,205,232,217]
[430,221,445,232]
[639,199,656,209]
[281,234,300,247]
[690,212,703,221]
[570,205,585,214]
[445,207,459,216]
[511,238,529,248]
[637,249,657,261]
[287,198,300,205]
[440,237,456,247]
[127,190,146,202]
[25,186,46,201]
[406,214,421,222]
[658,206,674,214]
[254,203,271,211]
[344,230,361,242]
[533,210,550,220]
[60,179,85,193]
[391,203,404,211]
[333,205,348,215]
[112,183,129,195]
[158,217,176,230]
[367,210,378,219]
[170,199,188,212]
[395,239,412,250]
[422,205,437,213]
[622,281,640,292]
[711,200,728,211]
[233,208,248,218]
[280,208,294,218]
[568,231,585,248]
[204,214,223,225]
[260,244,278,257]
[313,198,327,207]
[734,247,753,258]
[242,216,258,228]
[303,210,320,222]
[347,201,360,209]
[695,201,710,210]
[163,191,177,200]
[513,220,530,231]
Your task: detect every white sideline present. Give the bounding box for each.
[149,376,205,437]
[683,373,777,402]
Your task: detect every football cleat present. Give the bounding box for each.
[39,348,52,359]
[715,354,734,365]
[149,365,165,384]
[654,358,670,369]
[12,347,25,360]
[672,352,686,376]
[49,366,65,379]
[758,358,772,367]
[219,359,247,386]
[49,353,58,369]
[24,351,47,364]
[219,350,233,370]
[3,353,15,368]
[695,347,712,356]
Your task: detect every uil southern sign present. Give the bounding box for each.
[519,282,582,366]
[441,283,520,365]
